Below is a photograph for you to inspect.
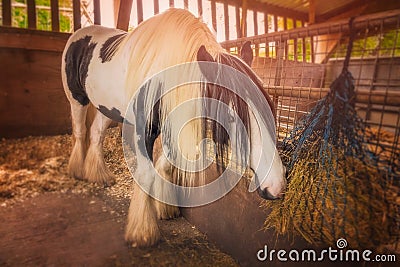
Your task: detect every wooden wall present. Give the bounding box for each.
[0,27,70,138]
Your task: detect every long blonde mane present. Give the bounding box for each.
[118,9,228,184]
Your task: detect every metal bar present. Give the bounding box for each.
[264,86,400,106]
[27,0,36,29]
[221,9,400,47]
[2,0,12,26]
[73,0,81,31]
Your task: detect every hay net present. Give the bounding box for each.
[264,17,400,250]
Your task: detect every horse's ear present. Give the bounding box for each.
[197,45,215,62]
[240,41,253,66]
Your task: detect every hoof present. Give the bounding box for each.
[155,201,180,220]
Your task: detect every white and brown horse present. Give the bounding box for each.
[61,8,286,247]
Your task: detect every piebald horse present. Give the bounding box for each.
[62,8,286,247]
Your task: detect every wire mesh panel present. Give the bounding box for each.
[221,10,400,178]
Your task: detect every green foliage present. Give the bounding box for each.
[335,29,400,58]
[8,0,72,32]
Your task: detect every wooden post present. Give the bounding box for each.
[211,0,217,33]
[224,3,229,41]
[235,5,241,38]
[241,0,248,37]
[137,0,143,24]
[264,12,268,33]
[50,0,60,31]
[2,0,11,26]
[27,0,37,29]
[169,0,174,8]
[154,0,159,15]
[94,0,101,25]
[293,19,298,61]
[116,0,133,31]
[197,0,203,16]
[253,11,259,56]
[184,0,188,10]
[73,0,81,31]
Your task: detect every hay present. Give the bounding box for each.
[263,33,400,249]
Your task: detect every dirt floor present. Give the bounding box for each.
[0,127,239,266]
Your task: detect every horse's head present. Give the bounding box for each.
[197,43,286,200]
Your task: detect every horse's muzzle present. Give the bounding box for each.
[257,187,282,200]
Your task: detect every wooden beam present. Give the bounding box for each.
[197,0,203,16]
[50,0,60,31]
[308,0,316,24]
[214,0,308,22]
[0,27,70,52]
[241,0,247,37]
[264,12,268,33]
[2,0,12,26]
[137,0,143,24]
[27,0,37,29]
[73,0,81,31]
[116,0,133,30]
[253,10,258,56]
[211,0,217,32]
[235,5,241,38]
[154,0,159,14]
[317,0,367,22]
[224,3,229,41]
[94,0,101,25]
[253,10,258,35]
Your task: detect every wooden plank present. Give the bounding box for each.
[94,0,101,25]
[0,27,69,52]
[137,0,143,24]
[211,0,217,33]
[50,0,60,31]
[27,0,37,29]
[154,0,159,14]
[2,0,12,26]
[73,0,81,31]
[224,3,229,41]
[0,48,70,137]
[116,0,133,31]
[197,0,203,16]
